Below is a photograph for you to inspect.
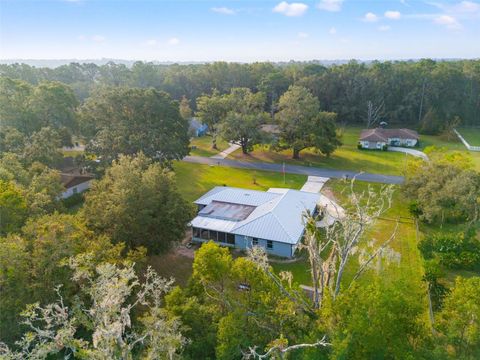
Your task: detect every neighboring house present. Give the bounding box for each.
[190,186,322,258]
[60,173,93,199]
[359,128,419,149]
[189,118,208,137]
[260,124,281,135]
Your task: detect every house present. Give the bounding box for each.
[359,128,419,149]
[190,186,322,258]
[60,173,93,199]
[189,118,208,137]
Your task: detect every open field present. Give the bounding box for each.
[456,128,480,146]
[173,161,307,202]
[189,135,230,157]
[420,133,480,171]
[229,127,412,176]
[273,179,424,290]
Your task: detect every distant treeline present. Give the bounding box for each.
[1,59,480,131]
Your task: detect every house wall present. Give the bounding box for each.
[360,141,386,149]
[386,138,418,147]
[235,235,294,258]
[60,181,91,199]
[361,139,417,148]
[191,233,295,257]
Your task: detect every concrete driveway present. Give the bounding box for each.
[388,146,428,161]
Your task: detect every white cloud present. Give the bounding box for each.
[297,32,309,38]
[145,39,158,46]
[329,27,337,34]
[363,12,379,22]
[168,37,180,45]
[385,10,401,19]
[378,25,391,31]
[92,35,106,42]
[434,15,462,29]
[211,7,236,15]
[317,0,343,12]
[273,1,308,17]
[455,1,480,13]
[77,35,86,41]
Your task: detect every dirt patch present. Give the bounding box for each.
[147,230,197,286]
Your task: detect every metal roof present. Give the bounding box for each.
[195,187,279,207]
[192,186,321,245]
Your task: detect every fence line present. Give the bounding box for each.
[453,128,480,151]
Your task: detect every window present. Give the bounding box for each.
[252,238,258,246]
[267,240,273,250]
[209,231,218,242]
[226,233,235,245]
[193,227,201,238]
[201,228,209,240]
[217,232,227,243]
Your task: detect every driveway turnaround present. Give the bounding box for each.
[182,155,405,185]
[300,176,330,193]
[388,146,429,161]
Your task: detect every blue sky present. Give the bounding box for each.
[1,0,479,61]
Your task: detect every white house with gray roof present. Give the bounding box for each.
[191,186,321,257]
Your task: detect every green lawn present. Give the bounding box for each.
[419,132,480,171]
[229,127,412,176]
[273,179,424,291]
[173,161,307,202]
[457,128,480,146]
[189,135,230,157]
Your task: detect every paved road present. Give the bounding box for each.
[388,146,429,161]
[183,156,404,184]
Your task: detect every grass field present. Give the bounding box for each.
[273,179,424,290]
[229,127,411,176]
[173,161,307,202]
[419,132,480,171]
[189,135,230,157]
[456,128,480,146]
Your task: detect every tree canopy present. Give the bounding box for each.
[79,87,190,163]
[276,85,341,159]
[83,153,194,254]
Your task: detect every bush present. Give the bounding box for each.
[357,143,363,150]
[418,228,480,270]
[408,201,422,218]
[423,259,449,311]
[382,144,388,151]
[62,192,85,208]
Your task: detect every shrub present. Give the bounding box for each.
[61,192,85,208]
[418,228,480,270]
[382,144,388,151]
[357,143,363,150]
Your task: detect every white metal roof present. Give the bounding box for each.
[192,186,321,245]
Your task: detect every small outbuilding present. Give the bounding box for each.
[189,118,208,137]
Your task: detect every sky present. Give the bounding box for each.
[1,0,479,62]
